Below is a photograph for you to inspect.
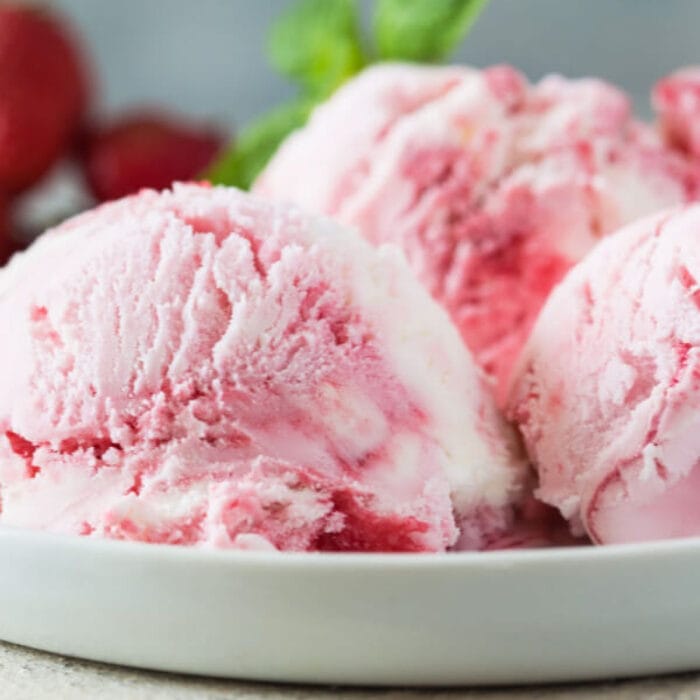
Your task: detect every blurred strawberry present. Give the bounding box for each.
[0,235,22,266]
[80,112,227,201]
[0,4,90,193]
[0,194,23,266]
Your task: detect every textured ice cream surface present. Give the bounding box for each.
[256,63,695,404]
[0,183,523,552]
[508,205,700,545]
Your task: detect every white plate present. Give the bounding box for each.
[1,527,699,686]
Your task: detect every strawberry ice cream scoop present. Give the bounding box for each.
[0,183,523,551]
[508,205,700,545]
[256,63,694,404]
[654,67,700,159]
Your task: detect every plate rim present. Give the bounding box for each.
[3,524,700,570]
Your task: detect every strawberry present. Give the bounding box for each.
[0,194,22,266]
[80,112,227,201]
[0,5,90,193]
[0,234,22,267]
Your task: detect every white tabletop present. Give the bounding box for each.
[1,641,699,700]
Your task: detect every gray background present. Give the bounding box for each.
[47,0,700,129]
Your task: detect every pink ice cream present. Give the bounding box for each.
[654,66,700,158]
[508,205,700,545]
[256,63,695,403]
[0,183,523,551]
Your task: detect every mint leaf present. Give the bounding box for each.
[209,1,367,190]
[374,0,489,63]
[207,100,312,190]
[210,0,491,190]
[269,0,365,99]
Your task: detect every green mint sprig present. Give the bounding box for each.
[207,0,489,190]
[206,100,312,193]
[269,0,365,99]
[375,0,491,63]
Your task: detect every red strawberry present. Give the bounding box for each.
[80,112,226,201]
[0,194,22,266]
[0,5,90,193]
[0,235,22,267]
